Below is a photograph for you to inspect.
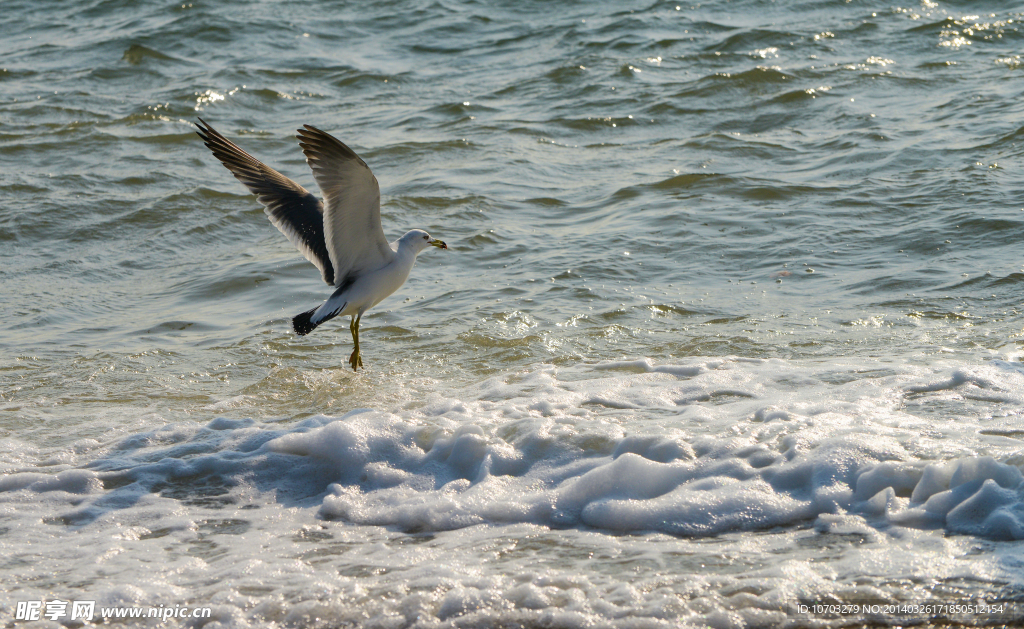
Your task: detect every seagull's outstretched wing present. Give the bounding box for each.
[196,118,336,285]
[297,125,394,287]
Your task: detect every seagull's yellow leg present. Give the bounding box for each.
[348,313,364,371]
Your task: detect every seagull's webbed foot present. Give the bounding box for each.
[348,348,362,371]
[348,313,364,372]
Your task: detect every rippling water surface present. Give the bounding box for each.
[4,0,1024,626]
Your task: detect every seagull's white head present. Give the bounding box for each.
[400,229,448,254]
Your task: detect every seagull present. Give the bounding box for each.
[196,119,448,371]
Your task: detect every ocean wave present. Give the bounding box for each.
[5,358,1023,541]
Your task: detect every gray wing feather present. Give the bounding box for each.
[296,125,394,286]
[196,118,335,285]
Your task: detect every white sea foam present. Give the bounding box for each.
[2,357,1024,627]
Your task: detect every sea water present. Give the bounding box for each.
[3,0,1024,626]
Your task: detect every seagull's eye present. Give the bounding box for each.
[423,235,428,240]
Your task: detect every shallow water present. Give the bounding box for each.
[3,0,1024,626]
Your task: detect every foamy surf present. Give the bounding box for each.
[100,358,1024,538]
[3,357,1024,627]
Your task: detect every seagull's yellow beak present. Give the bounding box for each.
[430,239,448,250]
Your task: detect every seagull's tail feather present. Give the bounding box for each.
[292,305,341,336]
[292,308,321,336]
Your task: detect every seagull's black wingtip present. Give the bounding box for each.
[195,117,212,142]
